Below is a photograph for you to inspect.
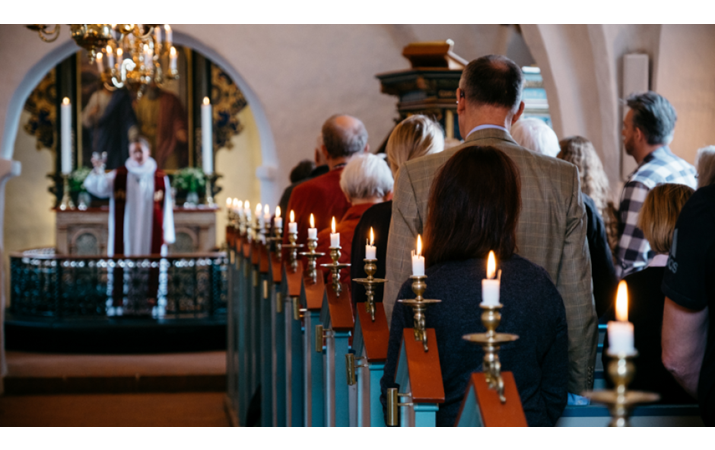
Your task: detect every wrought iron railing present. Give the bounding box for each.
[10,248,228,319]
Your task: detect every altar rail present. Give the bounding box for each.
[10,248,228,319]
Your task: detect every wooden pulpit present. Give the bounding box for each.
[351,302,390,427]
[391,329,445,427]
[302,272,326,426]
[454,372,527,427]
[282,259,305,427]
[320,281,355,427]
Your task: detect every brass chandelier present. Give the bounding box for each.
[27,24,179,96]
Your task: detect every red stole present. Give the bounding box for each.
[112,166,167,307]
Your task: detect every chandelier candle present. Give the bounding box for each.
[289,210,297,234]
[60,97,72,175]
[608,281,636,355]
[366,227,376,260]
[164,25,172,49]
[105,45,114,70]
[201,97,213,175]
[308,214,317,239]
[169,46,177,71]
[96,52,104,73]
[330,217,340,247]
[411,234,425,276]
[481,251,501,306]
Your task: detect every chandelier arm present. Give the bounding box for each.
[104,81,120,91]
[37,24,60,43]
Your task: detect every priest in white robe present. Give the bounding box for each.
[84,138,175,257]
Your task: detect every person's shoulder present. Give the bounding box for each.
[508,254,552,278]
[680,184,715,220]
[292,169,336,194]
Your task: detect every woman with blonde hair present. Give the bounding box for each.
[558,136,618,318]
[602,183,695,404]
[351,114,444,304]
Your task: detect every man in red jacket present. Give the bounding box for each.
[284,114,369,245]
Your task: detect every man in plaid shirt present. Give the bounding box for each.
[616,92,697,278]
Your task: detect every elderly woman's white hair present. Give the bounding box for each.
[340,153,394,201]
[511,118,560,158]
[696,145,715,188]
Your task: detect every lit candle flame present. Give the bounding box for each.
[234,199,241,209]
[487,251,496,279]
[310,213,315,228]
[416,234,422,257]
[117,48,123,57]
[256,203,262,214]
[275,206,281,218]
[203,97,210,105]
[62,97,70,105]
[244,201,250,211]
[170,46,176,57]
[369,227,374,246]
[226,197,232,207]
[143,44,149,52]
[164,24,171,32]
[264,204,269,215]
[616,280,629,322]
[106,45,112,55]
[331,217,336,234]
[290,210,295,223]
[97,52,103,61]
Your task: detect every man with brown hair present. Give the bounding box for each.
[384,55,597,396]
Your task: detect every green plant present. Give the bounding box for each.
[69,167,91,192]
[172,168,206,193]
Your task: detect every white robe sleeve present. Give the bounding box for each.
[83,169,116,198]
[163,175,176,245]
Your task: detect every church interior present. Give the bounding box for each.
[1,22,715,430]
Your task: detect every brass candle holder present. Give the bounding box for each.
[282,229,303,273]
[462,304,519,403]
[353,259,387,322]
[320,246,351,296]
[253,218,264,245]
[265,223,283,260]
[583,351,659,427]
[398,275,440,352]
[299,236,325,284]
[59,174,75,211]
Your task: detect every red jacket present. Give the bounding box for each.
[284,167,351,245]
[316,203,377,286]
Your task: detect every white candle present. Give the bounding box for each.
[244,201,251,222]
[60,97,72,175]
[201,97,213,175]
[308,213,317,240]
[274,207,283,230]
[143,44,152,66]
[481,251,501,306]
[169,46,177,71]
[366,227,376,260]
[96,52,104,73]
[289,210,297,234]
[154,25,161,45]
[608,281,636,355]
[236,200,243,218]
[256,203,263,228]
[263,204,271,226]
[164,24,172,49]
[105,45,114,71]
[116,48,123,69]
[411,235,425,276]
[330,217,340,247]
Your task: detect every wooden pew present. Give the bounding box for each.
[258,244,272,426]
[320,281,355,426]
[269,251,285,426]
[283,259,305,426]
[350,302,390,427]
[225,226,240,425]
[390,329,445,426]
[247,240,260,421]
[454,372,527,427]
[556,404,703,427]
[302,272,327,426]
[237,233,252,425]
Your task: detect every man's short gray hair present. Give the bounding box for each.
[511,118,560,158]
[696,145,715,188]
[322,115,368,159]
[625,91,677,146]
[339,153,394,201]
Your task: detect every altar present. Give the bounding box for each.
[55,206,219,255]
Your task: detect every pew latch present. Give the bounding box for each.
[386,388,413,427]
[292,297,306,320]
[345,353,367,385]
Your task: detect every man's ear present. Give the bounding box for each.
[511,101,526,124]
[456,88,466,115]
[364,143,370,153]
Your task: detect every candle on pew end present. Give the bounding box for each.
[366,227,376,260]
[289,210,297,234]
[308,213,317,239]
[330,217,340,247]
[274,206,282,230]
[608,281,636,355]
[481,251,500,306]
[411,235,425,276]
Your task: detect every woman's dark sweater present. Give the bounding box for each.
[380,255,569,427]
[601,266,694,404]
[583,194,618,319]
[350,201,392,305]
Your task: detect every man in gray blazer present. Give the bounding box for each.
[384,55,597,395]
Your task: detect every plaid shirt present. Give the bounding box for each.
[615,147,696,278]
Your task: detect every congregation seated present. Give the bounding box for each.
[381,145,569,427]
[284,115,369,245]
[350,114,444,304]
[511,118,560,158]
[603,184,694,403]
[557,136,618,320]
[316,153,393,285]
[696,145,715,188]
[278,135,329,216]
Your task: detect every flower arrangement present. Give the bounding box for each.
[69,167,92,192]
[172,167,206,193]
